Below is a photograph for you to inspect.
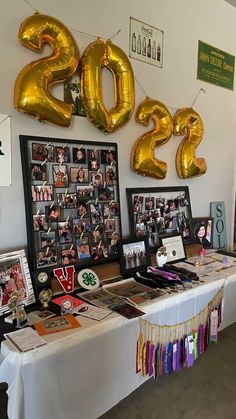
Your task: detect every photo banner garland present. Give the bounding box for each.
[136,286,224,378]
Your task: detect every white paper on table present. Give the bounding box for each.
[4,327,47,352]
[74,303,112,321]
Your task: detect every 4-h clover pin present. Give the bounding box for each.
[82,271,97,286]
[78,269,99,290]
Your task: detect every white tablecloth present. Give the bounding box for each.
[1,268,236,419]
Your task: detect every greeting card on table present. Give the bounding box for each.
[52,294,85,310]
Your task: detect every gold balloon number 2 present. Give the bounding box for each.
[14,13,79,127]
[131,97,173,179]
[173,107,207,179]
[131,99,207,179]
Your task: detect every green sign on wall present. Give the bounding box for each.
[197,40,235,90]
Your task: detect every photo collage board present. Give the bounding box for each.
[20,135,121,290]
[126,187,193,248]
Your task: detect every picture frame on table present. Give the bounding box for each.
[0,249,35,316]
[117,236,151,277]
[191,217,214,248]
[126,186,193,250]
[160,233,187,263]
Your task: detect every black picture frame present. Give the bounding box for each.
[160,233,187,263]
[126,186,193,249]
[20,135,122,296]
[191,217,214,248]
[117,236,151,277]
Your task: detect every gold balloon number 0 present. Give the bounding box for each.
[14,14,79,127]
[131,100,207,179]
[81,39,135,134]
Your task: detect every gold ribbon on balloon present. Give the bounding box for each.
[80,38,135,134]
[173,107,207,179]
[14,13,79,127]
[131,97,173,179]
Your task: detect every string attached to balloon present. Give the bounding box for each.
[191,88,206,107]
[23,0,38,13]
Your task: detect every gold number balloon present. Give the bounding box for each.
[80,38,135,134]
[173,107,207,178]
[131,97,173,179]
[14,13,79,127]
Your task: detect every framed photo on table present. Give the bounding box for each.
[117,236,151,277]
[20,135,122,296]
[0,249,35,316]
[191,217,214,248]
[126,186,193,250]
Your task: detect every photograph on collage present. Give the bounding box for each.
[36,249,58,268]
[72,147,87,163]
[45,206,61,222]
[58,222,73,244]
[31,164,47,181]
[61,246,77,265]
[52,165,69,188]
[70,167,89,183]
[32,143,54,162]
[55,146,70,164]
[40,231,56,249]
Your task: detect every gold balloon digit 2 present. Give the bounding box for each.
[14,13,79,127]
[131,97,173,179]
[173,107,207,179]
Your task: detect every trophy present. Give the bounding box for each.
[7,289,26,324]
[15,303,28,328]
[39,288,53,309]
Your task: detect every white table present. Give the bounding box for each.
[1,267,236,419]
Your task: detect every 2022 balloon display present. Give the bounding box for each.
[14,13,206,179]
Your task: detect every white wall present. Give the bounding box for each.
[0,0,236,251]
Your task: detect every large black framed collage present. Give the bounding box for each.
[20,135,122,295]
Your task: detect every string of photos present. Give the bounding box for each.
[136,286,224,379]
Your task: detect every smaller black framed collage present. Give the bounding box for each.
[20,135,122,283]
[126,186,193,249]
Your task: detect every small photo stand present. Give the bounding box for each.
[0,249,35,316]
[191,217,214,248]
[160,233,187,263]
[118,236,151,277]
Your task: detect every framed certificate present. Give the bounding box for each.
[160,234,186,263]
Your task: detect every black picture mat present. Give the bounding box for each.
[20,135,122,294]
[126,186,193,250]
[117,236,151,277]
